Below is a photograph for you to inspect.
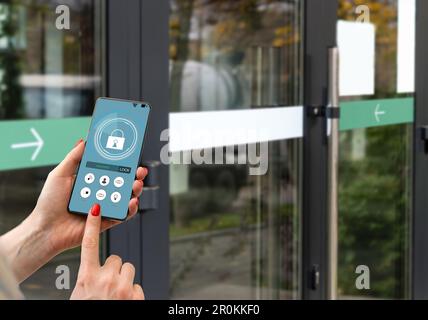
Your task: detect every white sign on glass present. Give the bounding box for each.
[337,20,375,97]
[397,0,415,93]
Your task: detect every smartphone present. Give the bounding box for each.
[68,97,151,221]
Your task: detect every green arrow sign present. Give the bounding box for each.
[0,97,416,171]
[0,117,90,171]
[340,97,414,131]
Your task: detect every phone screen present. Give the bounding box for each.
[68,98,150,220]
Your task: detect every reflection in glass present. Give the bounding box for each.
[0,0,102,299]
[169,141,301,299]
[169,0,303,111]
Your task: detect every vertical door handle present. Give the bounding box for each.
[327,47,340,300]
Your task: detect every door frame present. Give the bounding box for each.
[302,0,338,300]
[105,0,170,299]
[412,0,428,300]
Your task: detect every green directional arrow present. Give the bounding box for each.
[0,117,90,171]
[340,97,414,131]
[0,98,416,171]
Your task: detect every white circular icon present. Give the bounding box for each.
[80,187,91,199]
[114,177,125,188]
[84,173,95,184]
[94,118,138,161]
[111,192,122,203]
[95,189,106,201]
[99,176,110,186]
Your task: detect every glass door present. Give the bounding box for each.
[336,0,415,299]
[168,0,304,299]
[107,0,336,300]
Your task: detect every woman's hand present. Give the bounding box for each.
[71,204,144,300]
[0,139,147,282]
[32,139,147,254]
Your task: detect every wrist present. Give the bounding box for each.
[0,211,61,283]
[26,209,63,257]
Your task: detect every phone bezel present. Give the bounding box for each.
[67,97,151,221]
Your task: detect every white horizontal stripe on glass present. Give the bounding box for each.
[169,106,303,152]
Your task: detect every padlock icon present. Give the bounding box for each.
[106,129,126,150]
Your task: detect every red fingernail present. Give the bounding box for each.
[74,139,83,147]
[90,204,101,216]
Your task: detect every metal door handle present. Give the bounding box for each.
[139,160,160,212]
[327,47,340,300]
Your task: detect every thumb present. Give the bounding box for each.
[53,139,85,177]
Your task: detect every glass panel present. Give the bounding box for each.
[169,0,303,112]
[337,0,412,299]
[0,0,103,299]
[169,0,304,299]
[169,140,301,299]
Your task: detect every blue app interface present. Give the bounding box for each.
[69,98,150,220]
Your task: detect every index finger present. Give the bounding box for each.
[80,204,102,271]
